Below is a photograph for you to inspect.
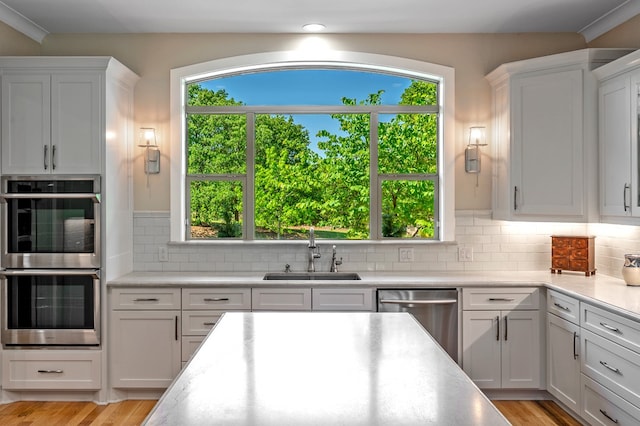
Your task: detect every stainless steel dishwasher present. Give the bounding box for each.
[378,289,459,363]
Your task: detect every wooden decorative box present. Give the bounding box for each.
[550,236,596,276]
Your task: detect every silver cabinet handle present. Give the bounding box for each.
[599,409,619,424]
[133,298,159,302]
[514,186,518,211]
[488,298,515,302]
[624,183,630,212]
[38,369,63,374]
[554,302,570,311]
[44,145,48,170]
[599,360,621,374]
[203,298,230,302]
[600,322,621,334]
[496,315,500,341]
[203,321,217,326]
[573,331,578,360]
[52,144,56,170]
[504,315,508,341]
[379,299,458,305]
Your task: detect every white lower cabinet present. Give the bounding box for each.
[181,288,251,363]
[312,288,374,311]
[110,288,181,388]
[582,374,640,425]
[252,288,312,311]
[547,312,581,413]
[2,350,101,390]
[462,288,542,390]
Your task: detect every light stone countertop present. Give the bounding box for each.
[143,311,510,426]
[110,270,640,321]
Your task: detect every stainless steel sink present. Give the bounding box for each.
[263,272,361,281]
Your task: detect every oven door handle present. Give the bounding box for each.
[0,269,99,279]
[0,193,101,203]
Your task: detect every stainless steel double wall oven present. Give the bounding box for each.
[0,176,101,346]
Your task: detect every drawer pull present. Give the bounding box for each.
[599,322,621,334]
[488,298,515,302]
[37,369,63,374]
[203,322,217,326]
[204,298,230,302]
[553,302,570,311]
[599,360,621,374]
[599,409,619,424]
[133,298,160,302]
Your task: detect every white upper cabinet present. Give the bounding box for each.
[487,49,631,222]
[594,49,640,222]
[0,57,136,176]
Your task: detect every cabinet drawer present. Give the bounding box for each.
[547,290,580,324]
[582,303,640,354]
[552,258,570,269]
[182,336,206,362]
[252,288,312,311]
[111,288,181,310]
[462,287,539,310]
[2,351,101,390]
[582,329,640,407]
[182,310,232,336]
[182,288,251,310]
[312,288,374,311]
[582,374,640,425]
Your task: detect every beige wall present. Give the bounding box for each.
[3,18,640,212]
[0,21,40,54]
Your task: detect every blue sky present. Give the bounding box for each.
[200,69,412,148]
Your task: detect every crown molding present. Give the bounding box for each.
[580,0,640,43]
[0,2,47,43]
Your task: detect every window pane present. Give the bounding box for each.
[254,113,369,240]
[190,180,243,239]
[378,113,437,174]
[191,70,437,106]
[187,114,246,174]
[381,180,435,239]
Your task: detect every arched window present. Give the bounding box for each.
[170,51,455,242]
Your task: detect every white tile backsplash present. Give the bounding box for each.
[132,210,640,277]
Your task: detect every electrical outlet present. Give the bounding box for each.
[158,246,169,262]
[399,247,415,263]
[458,247,473,262]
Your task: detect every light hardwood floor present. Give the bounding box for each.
[0,399,579,425]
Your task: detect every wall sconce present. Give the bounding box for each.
[465,126,487,174]
[138,128,160,174]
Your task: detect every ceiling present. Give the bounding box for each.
[1,0,639,44]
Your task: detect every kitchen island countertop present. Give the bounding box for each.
[110,270,640,321]
[143,311,510,426]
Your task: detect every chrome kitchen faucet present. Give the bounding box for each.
[307,227,321,272]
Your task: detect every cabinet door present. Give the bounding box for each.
[110,310,181,388]
[51,73,101,174]
[600,75,632,217]
[462,310,502,389]
[252,288,312,311]
[1,74,51,174]
[502,310,541,388]
[547,313,581,412]
[511,70,584,217]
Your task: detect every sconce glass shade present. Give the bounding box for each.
[138,128,160,174]
[468,126,487,147]
[465,126,487,174]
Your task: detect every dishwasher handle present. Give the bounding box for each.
[379,299,458,305]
